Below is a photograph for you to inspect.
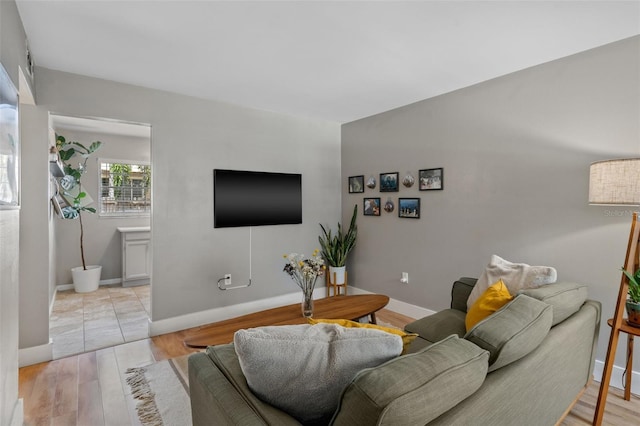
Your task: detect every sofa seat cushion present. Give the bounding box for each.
[467,255,557,310]
[404,309,467,345]
[331,335,489,426]
[234,323,402,425]
[519,282,588,326]
[465,294,552,372]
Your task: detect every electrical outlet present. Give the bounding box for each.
[225,274,232,285]
[401,272,409,284]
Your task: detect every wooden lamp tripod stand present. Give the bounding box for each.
[593,212,640,425]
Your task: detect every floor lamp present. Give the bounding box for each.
[589,158,640,425]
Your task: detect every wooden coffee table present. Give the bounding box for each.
[183,294,389,348]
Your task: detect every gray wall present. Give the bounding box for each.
[0,210,20,426]
[0,0,32,424]
[17,65,340,358]
[0,0,33,93]
[342,36,640,370]
[19,104,51,350]
[52,128,151,285]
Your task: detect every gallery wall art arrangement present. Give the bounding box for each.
[349,168,442,220]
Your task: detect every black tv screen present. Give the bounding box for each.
[214,169,302,228]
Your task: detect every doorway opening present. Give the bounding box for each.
[48,114,152,359]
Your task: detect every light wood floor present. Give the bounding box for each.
[19,308,639,425]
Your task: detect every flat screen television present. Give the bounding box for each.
[214,169,302,228]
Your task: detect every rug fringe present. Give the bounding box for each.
[125,366,164,426]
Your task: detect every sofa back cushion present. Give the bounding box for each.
[331,335,489,426]
[519,282,588,326]
[464,294,552,372]
[234,324,402,425]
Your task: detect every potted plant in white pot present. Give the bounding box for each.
[621,266,640,327]
[56,134,103,293]
[318,205,358,286]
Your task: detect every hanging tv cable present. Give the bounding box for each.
[217,227,252,290]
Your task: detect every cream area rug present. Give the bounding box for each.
[126,355,192,426]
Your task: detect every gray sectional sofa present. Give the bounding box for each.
[188,277,601,425]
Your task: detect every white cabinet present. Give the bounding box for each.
[118,227,151,287]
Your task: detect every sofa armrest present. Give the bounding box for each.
[451,277,477,312]
[403,278,477,347]
[188,351,301,426]
[189,352,269,426]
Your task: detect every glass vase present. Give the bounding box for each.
[302,291,314,318]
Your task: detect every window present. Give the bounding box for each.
[99,159,150,216]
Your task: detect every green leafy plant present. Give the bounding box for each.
[318,205,358,267]
[621,267,640,303]
[109,163,131,199]
[56,134,103,270]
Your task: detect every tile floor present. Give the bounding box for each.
[50,284,151,359]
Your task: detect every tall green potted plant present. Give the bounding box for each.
[621,266,640,327]
[56,134,103,293]
[318,205,358,285]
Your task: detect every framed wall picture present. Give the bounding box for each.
[419,168,443,191]
[363,197,381,216]
[379,172,399,192]
[348,175,364,193]
[399,198,420,219]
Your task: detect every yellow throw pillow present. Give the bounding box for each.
[465,279,513,331]
[308,318,418,354]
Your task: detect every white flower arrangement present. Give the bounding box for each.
[283,250,326,296]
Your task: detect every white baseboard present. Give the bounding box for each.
[593,359,640,394]
[10,399,23,426]
[56,277,123,291]
[19,339,53,367]
[102,278,123,285]
[347,286,436,319]
[57,284,75,291]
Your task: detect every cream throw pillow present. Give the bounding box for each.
[467,255,557,310]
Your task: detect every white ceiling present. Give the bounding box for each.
[16,1,640,124]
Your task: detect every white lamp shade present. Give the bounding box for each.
[589,159,640,205]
